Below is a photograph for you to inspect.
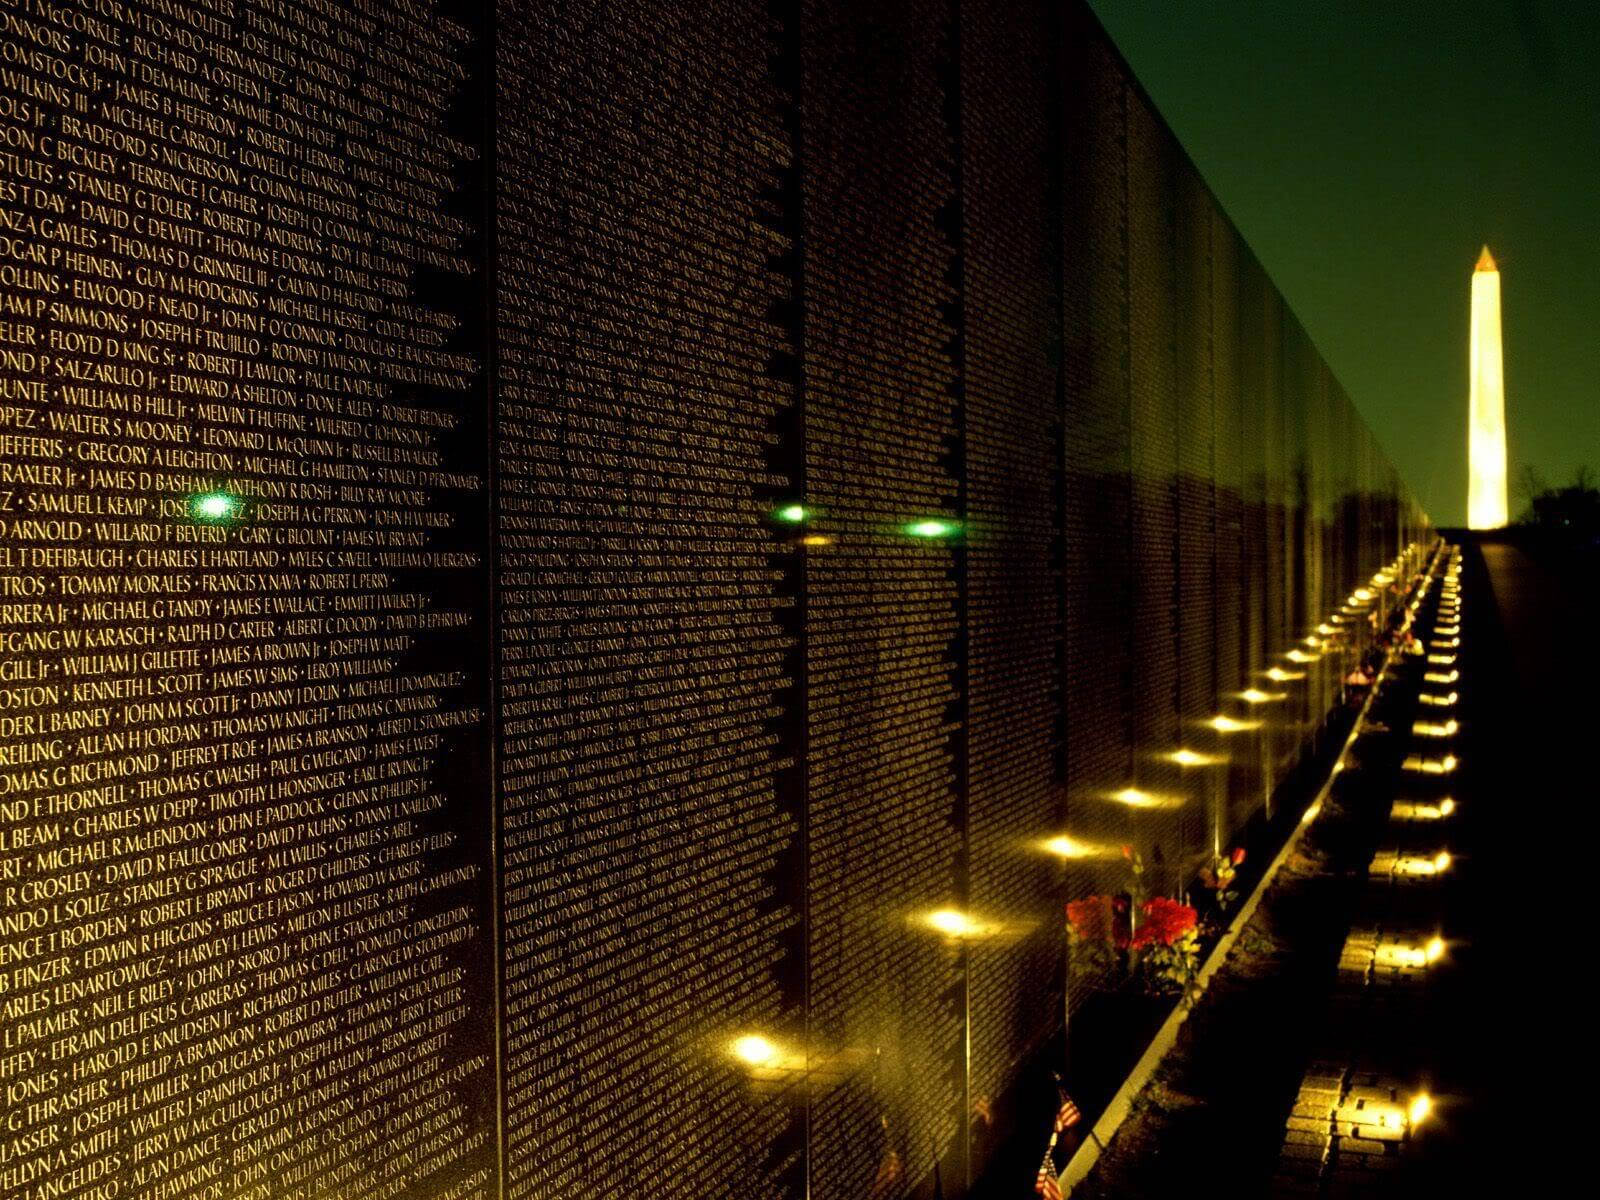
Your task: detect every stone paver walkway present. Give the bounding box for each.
[1074,531,1594,1198]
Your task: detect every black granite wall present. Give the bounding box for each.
[0,2,1428,1198]
[494,3,804,1196]
[0,3,498,1198]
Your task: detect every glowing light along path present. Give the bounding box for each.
[1468,245,1509,529]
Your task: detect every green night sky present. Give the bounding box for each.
[1089,0,1600,527]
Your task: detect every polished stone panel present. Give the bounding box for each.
[0,3,497,1197]
[0,3,1429,1198]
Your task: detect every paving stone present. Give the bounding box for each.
[1349,1123,1405,1142]
[1284,1130,1328,1148]
[1281,1143,1329,1163]
[1302,1093,1342,1106]
[1336,1136,1393,1156]
[1274,1154,1325,1175]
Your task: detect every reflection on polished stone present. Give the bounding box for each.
[1206,714,1264,734]
[1106,787,1187,811]
[1166,748,1227,768]
[0,0,1432,1194]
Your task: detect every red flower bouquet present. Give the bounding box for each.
[1132,897,1202,999]
[1131,897,1197,950]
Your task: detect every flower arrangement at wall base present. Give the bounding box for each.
[1065,891,1201,1002]
[1132,897,1201,1001]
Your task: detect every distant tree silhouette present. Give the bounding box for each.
[1514,465,1600,535]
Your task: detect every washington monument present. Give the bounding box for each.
[1467,245,1509,529]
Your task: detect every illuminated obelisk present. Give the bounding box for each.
[1467,245,1509,528]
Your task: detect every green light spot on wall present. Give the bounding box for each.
[191,492,240,522]
[905,518,959,540]
[774,504,809,524]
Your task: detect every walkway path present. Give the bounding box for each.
[1455,535,1597,1195]
[1069,532,1591,1197]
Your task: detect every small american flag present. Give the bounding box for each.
[1053,1096,1081,1133]
[1032,1088,1077,1198]
[1034,1153,1062,1200]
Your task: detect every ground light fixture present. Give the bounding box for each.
[1393,850,1451,877]
[1391,798,1456,821]
[1358,1103,1409,1135]
[1408,1093,1433,1128]
[1378,942,1427,968]
[1401,753,1458,775]
[1377,936,1448,969]
[1412,719,1459,738]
